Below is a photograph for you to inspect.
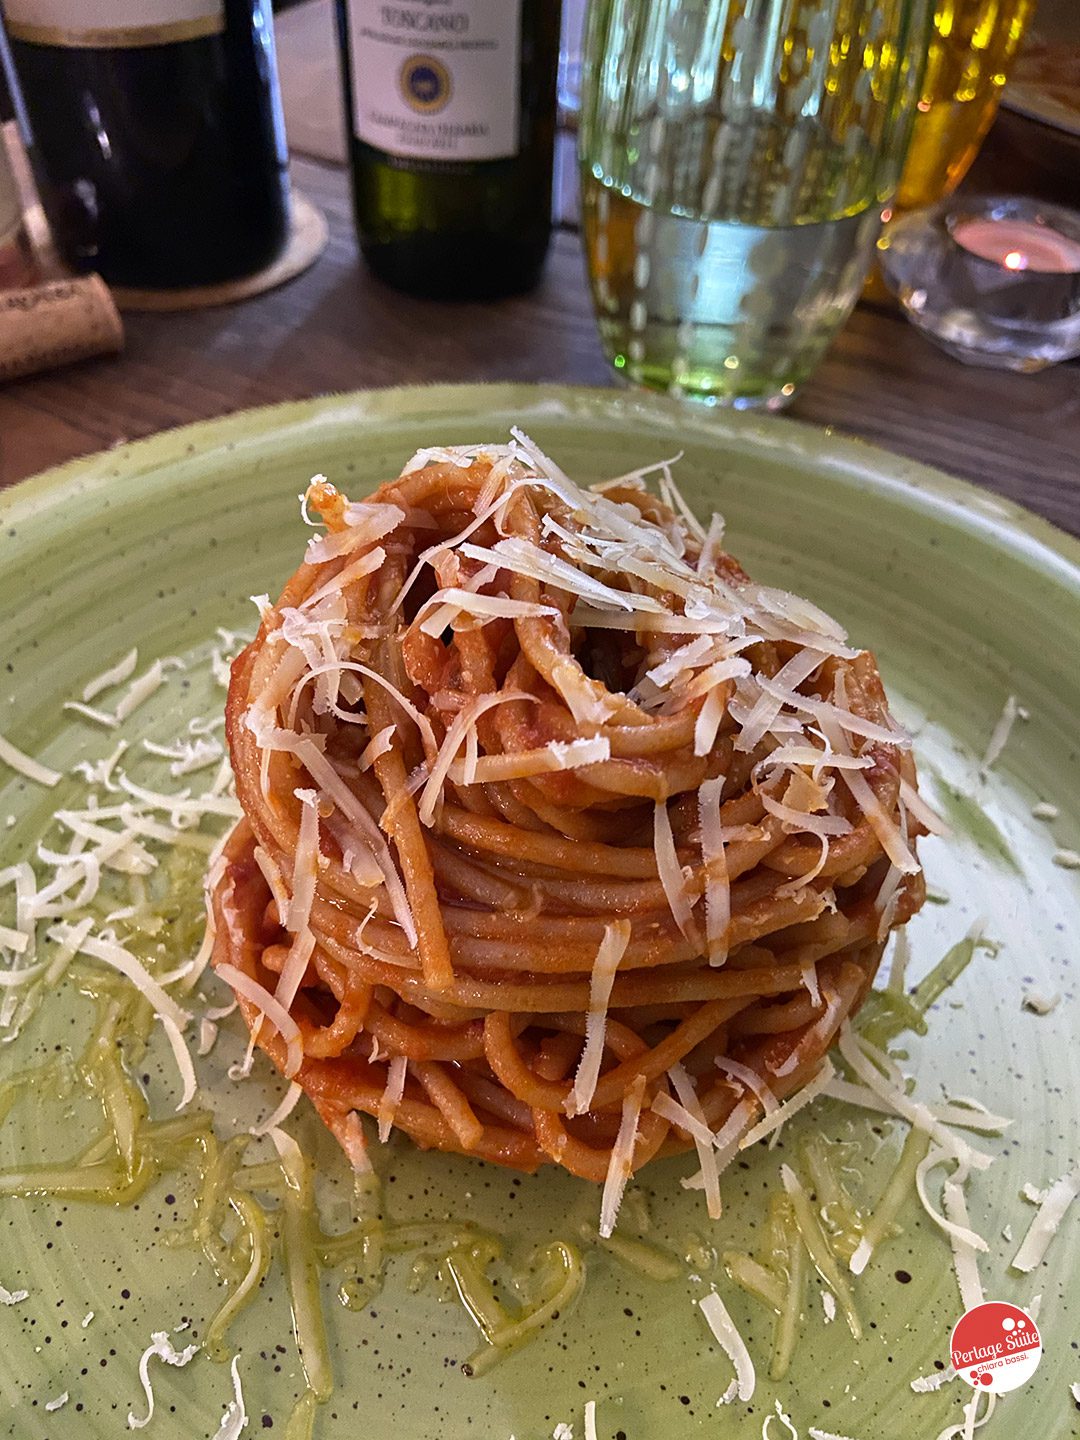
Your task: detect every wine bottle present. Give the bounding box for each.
[335,0,561,300]
[2,0,290,289]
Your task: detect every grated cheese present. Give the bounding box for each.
[981,694,1019,774]
[81,646,138,701]
[216,963,303,1078]
[1022,990,1060,1015]
[211,1355,248,1440]
[822,1292,836,1324]
[378,1054,408,1143]
[583,1399,598,1440]
[417,690,535,824]
[127,1330,200,1429]
[934,1390,995,1440]
[699,1290,755,1402]
[0,1282,29,1304]
[699,776,730,966]
[1031,802,1058,821]
[340,1111,373,1175]
[836,1025,992,1171]
[738,1060,834,1150]
[763,1397,798,1439]
[911,1366,957,1393]
[809,1430,861,1440]
[0,732,62,788]
[45,1393,69,1412]
[1052,848,1080,870]
[567,921,632,1116]
[1011,1165,1080,1273]
[942,1177,984,1311]
[599,1074,647,1238]
[652,801,699,945]
[666,1063,722,1219]
[914,1147,990,1257]
[251,1081,303,1137]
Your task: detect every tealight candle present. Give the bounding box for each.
[952,218,1080,275]
[877,195,1080,371]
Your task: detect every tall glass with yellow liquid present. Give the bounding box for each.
[896,0,1036,209]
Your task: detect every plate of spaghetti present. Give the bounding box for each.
[0,385,1078,1440]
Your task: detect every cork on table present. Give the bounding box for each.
[1,150,1078,538]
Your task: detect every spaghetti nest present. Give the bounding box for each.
[211,434,926,1223]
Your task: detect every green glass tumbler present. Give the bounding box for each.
[579,0,932,409]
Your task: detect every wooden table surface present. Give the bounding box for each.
[2,151,1079,538]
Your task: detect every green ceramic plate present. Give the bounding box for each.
[1,385,1078,1440]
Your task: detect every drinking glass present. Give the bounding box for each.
[895,0,1035,212]
[579,0,932,409]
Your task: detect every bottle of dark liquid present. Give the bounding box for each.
[2,0,290,289]
[335,0,561,300]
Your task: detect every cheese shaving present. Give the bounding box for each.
[738,1060,834,1150]
[942,1177,984,1310]
[378,1054,408,1142]
[127,1330,200,1429]
[914,1147,990,1255]
[822,1291,836,1324]
[762,1397,797,1438]
[162,1014,197,1112]
[911,1366,957,1393]
[699,776,730,965]
[82,646,139,701]
[716,1055,779,1122]
[667,1063,722,1219]
[599,1074,646,1238]
[251,1081,303,1137]
[215,962,303,1077]
[566,921,632,1116]
[1021,990,1060,1015]
[837,1024,992,1170]
[1010,1165,1080,1273]
[653,801,699,945]
[340,1111,373,1175]
[934,1390,995,1440]
[45,1392,69,1412]
[211,1355,248,1440]
[583,1399,598,1440]
[981,694,1019,774]
[698,1290,755,1402]
[0,732,62,788]
[0,1282,29,1304]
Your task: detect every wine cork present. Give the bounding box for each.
[0,274,123,382]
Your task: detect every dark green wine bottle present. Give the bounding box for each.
[335,0,561,300]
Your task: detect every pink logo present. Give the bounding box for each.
[950,1301,1042,1394]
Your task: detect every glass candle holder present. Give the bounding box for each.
[878,195,1080,371]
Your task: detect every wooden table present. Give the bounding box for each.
[2,151,1079,537]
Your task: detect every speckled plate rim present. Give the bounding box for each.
[3,383,1080,601]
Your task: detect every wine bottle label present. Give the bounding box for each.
[3,0,224,48]
[346,0,521,162]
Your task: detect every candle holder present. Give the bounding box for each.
[877,195,1080,372]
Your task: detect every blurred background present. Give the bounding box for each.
[1,0,1078,522]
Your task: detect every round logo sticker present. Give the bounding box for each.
[400,54,452,115]
[950,1301,1042,1394]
